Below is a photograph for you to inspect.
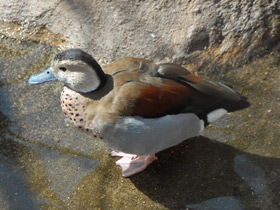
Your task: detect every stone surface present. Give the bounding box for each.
[1,1,280,209]
[0,31,280,210]
[0,0,279,69]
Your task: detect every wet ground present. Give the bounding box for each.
[0,34,280,210]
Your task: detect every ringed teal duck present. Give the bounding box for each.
[29,49,249,177]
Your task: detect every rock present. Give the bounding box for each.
[0,0,279,70]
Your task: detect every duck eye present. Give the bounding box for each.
[59,66,67,71]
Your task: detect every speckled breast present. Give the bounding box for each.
[60,86,102,139]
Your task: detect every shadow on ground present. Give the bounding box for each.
[129,136,280,210]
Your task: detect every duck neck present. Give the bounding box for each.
[89,59,107,90]
[96,68,107,90]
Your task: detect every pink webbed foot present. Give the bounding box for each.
[111,151,157,177]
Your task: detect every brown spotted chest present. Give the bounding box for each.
[60,86,102,138]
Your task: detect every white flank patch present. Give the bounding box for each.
[99,113,205,155]
[207,108,228,123]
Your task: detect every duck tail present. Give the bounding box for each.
[197,82,250,126]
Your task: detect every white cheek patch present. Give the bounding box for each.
[54,60,101,93]
[207,108,228,123]
[56,71,68,83]
[64,70,100,93]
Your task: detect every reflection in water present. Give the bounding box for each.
[185,196,243,210]
[234,155,271,206]
[184,155,272,210]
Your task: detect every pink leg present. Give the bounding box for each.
[111,151,157,177]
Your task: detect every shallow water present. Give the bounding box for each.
[0,35,280,209]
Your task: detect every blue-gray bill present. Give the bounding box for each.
[28,67,57,84]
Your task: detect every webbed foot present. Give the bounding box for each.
[111,151,157,177]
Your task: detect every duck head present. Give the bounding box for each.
[28,49,107,93]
